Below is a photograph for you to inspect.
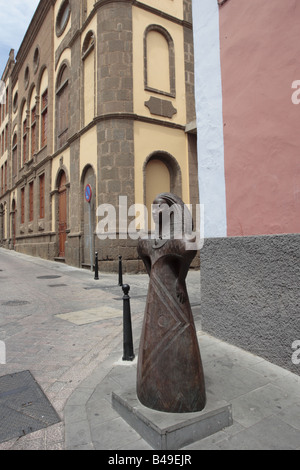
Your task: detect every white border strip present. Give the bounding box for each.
[192,0,227,238]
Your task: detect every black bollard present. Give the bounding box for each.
[122,284,135,362]
[94,252,99,280]
[118,255,123,286]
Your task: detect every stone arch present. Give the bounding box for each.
[55,167,69,258]
[81,164,96,267]
[55,59,70,90]
[143,152,182,228]
[55,164,70,189]
[36,65,48,95]
[82,30,95,56]
[143,151,182,200]
[27,82,36,106]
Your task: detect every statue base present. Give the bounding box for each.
[112,389,233,450]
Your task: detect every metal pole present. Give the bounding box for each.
[122,284,135,362]
[118,255,123,286]
[94,252,99,280]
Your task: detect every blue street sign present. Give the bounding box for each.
[85,184,92,203]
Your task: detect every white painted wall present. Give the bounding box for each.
[192,0,227,238]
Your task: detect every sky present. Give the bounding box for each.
[0,0,40,75]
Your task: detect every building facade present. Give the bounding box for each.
[0,0,198,272]
[192,0,300,374]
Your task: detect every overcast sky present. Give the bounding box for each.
[0,0,40,75]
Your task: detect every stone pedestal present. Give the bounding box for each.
[112,389,233,450]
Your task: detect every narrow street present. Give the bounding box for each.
[0,248,150,449]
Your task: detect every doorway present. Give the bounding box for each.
[0,204,4,244]
[11,200,16,249]
[58,172,67,258]
[82,166,96,267]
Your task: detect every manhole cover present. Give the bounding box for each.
[37,276,62,280]
[48,284,67,288]
[0,371,60,444]
[2,301,30,307]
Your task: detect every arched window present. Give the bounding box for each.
[145,159,171,229]
[82,31,95,126]
[12,133,18,181]
[144,152,182,229]
[39,67,49,149]
[20,102,27,167]
[29,87,37,159]
[56,64,69,149]
[144,25,175,97]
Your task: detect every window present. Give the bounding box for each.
[4,162,7,193]
[5,89,8,115]
[33,47,40,73]
[29,182,34,222]
[22,118,27,165]
[12,133,17,180]
[5,125,8,151]
[13,92,18,113]
[144,26,175,98]
[31,106,36,158]
[56,65,69,148]
[1,130,4,156]
[24,67,30,90]
[1,166,3,195]
[39,174,45,219]
[82,31,95,126]
[41,90,48,148]
[56,0,71,37]
[21,187,25,224]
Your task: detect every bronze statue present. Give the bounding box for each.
[137,193,206,413]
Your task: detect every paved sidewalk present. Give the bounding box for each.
[0,248,300,450]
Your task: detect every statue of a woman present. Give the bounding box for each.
[137,193,206,413]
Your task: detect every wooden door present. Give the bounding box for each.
[58,172,67,257]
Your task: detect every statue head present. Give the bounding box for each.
[152,193,193,240]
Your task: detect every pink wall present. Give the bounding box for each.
[219,0,300,236]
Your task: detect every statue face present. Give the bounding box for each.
[152,197,166,225]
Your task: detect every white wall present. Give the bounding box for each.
[192,0,227,238]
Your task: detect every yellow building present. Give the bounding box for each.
[0,0,198,272]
